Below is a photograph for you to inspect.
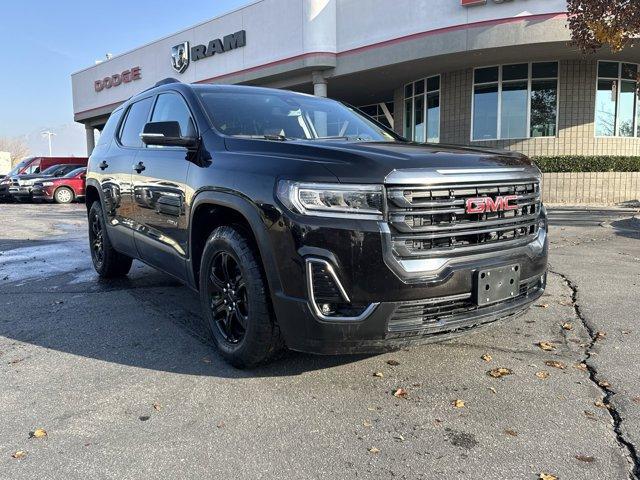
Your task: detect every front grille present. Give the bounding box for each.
[10,179,19,187]
[386,180,541,258]
[388,276,543,333]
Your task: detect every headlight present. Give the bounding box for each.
[42,181,54,186]
[277,181,383,220]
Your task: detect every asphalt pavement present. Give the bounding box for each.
[0,203,639,480]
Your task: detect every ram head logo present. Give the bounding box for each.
[171,42,190,74]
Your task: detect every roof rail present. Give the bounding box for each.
[154,78,181,87]
[137,78,182,95]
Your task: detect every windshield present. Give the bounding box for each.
[64,168,86,178]
[40,165,64,175]
[7,158,32,177]
[198,90,400,142]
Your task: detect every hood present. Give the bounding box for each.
[224,139,538,183]
[14,174,55,181]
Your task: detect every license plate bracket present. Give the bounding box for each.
[475,264,521,306]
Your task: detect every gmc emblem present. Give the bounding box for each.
[466,195,519,214]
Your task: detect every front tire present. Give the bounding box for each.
[54,187,75,204]
[199,226,283,368]
[88,201,133,278]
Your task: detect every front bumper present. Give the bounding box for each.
[31,186,54,201]
[269,214,549,355]
[8,186,32,199]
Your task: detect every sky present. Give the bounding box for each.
[0,0,246,156]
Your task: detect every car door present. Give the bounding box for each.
[98,96,155,257]
[130,92,194,280]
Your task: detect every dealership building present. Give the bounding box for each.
[72,0,640,157]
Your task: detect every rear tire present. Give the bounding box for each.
[88,201,133,278]
[199,226,283,368]
[54,187,75,204]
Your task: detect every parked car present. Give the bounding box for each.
[85,80,548,368]
[8,164,86,201]
[32,167,87,204]
[0,156,87,201]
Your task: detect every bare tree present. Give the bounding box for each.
[567,0,640,53]
[0,137,30,166]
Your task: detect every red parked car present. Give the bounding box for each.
[32,167,86,204]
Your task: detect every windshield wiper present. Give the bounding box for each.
[233,134,290,142]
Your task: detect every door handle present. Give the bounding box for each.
[99,161,109,170]
[133,161,146,173]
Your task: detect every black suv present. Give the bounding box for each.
[86,80,548,367]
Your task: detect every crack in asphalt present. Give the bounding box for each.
[550,268,640,480]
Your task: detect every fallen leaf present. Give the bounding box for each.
[504,429,518,437]
[363,420,372,428]
[9,358,24,365]
[562,322,573,331]
[367,406,378,411]
[597,380,611,389]
[574,363,588,372]
[368,447,380,454]
[537,341,556,351]
[584,410,597,420]
[373,371,384,378]
[539,473,558,480]
[545,360,566,370]
[393,388,408,399]
[216,421,225,429]
[488,387,497,394]
[201,356,212,364]
[633,397,640,404]
[536,304,550,308]
[30,428,47,439]
[535,371,550,380]
[11,451,27,459]
[621,330,631,335]
[595,331,607,341]
[452,399,465,409]
[481,354,493,362]
[393,434,405,441]
[575,454,595,463]
[386,359,400,366]
[487,367,513,378]
[594,400,607,409]
[152,403,161,411]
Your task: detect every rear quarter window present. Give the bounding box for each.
[96,108,124,147]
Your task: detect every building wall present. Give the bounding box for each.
[396,59,640,157]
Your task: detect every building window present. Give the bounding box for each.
[404,75,440,143]
[595,61,640,137]
[472,62,559,141]
[358,102,395,129]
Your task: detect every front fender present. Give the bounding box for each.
[188,189,285,299]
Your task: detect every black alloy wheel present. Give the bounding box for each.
[90,208,105,268]
[208,251,249,344]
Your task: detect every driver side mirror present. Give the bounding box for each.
[140,121,199,150]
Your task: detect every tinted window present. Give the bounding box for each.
[119,97,154,147]
[150,93,195,137]
[97,109,124,146]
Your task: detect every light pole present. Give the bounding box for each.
[41,130,56,156]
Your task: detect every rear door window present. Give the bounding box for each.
[119,97,154,148]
